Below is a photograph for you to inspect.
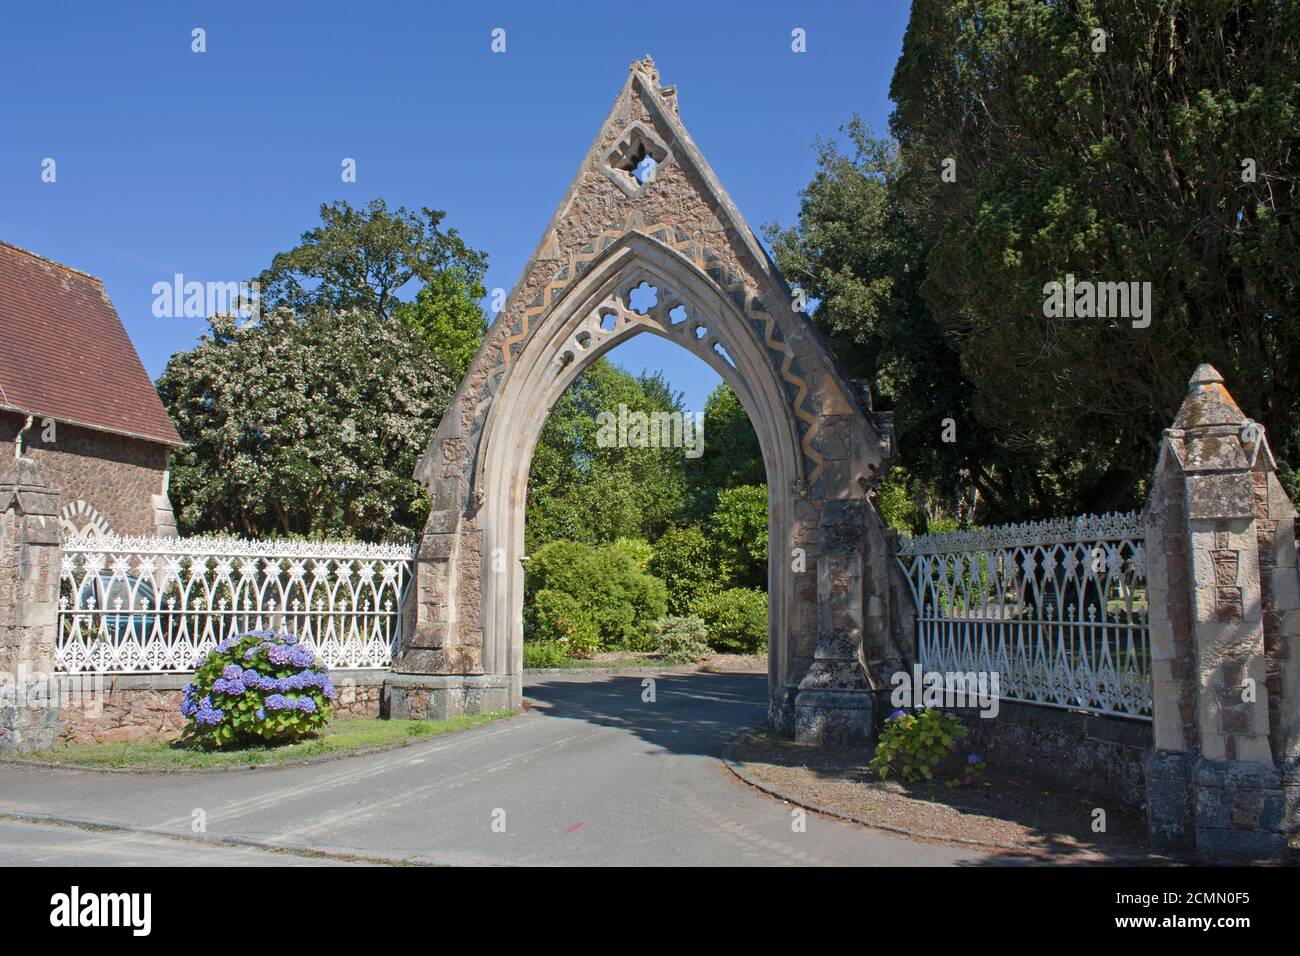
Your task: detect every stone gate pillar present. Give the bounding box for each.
[1143,365,1299,861]
[0,457,64,753]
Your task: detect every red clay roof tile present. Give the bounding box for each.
[0,241,183,446]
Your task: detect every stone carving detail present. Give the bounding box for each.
[405,58,898,744]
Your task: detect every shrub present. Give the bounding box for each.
[710,485,768,588]
[525,539,667,650]
[531,589,601,657]
[868,708,987,785]
[522,641,569,669]
[648,524,728,615]
[181,630,335,748]
[647,615,711,665]
[694,587,768,653]
[611,536,654,572]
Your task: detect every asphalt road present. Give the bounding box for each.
[0,672,1001,866]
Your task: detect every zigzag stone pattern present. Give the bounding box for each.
[401,58,899,744]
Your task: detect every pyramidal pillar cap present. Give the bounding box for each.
[1189,363,1225,386]
[1173,362,1245,430]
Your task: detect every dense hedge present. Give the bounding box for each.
[524,540,667,656]
[694,588,768,654]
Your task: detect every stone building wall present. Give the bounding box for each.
[0,410,176,537]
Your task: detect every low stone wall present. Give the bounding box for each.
[955,702,1154,808]
[55,670,386,744]
[382,673,516,720]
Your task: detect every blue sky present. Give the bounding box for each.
[0,1,909,412]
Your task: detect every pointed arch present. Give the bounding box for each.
[399,57,902,743]
[473,231,804,689]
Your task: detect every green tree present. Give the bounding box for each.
[767,120,994,526]
[158,309,452,541]
[887,0,1300,515]
[255,199,488,323]
[684,382,765,517]
[526,359,691,550]
[394,271,488,382]
[695,588,768,654]
[710,484,768,589]
[524,540,668,650]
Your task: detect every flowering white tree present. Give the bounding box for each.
[157,308,454,541]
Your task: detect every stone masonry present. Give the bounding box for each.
[0,457,63,753]
[0,410,178,538]
[401,57,899,741]
[1143,365,1299,861]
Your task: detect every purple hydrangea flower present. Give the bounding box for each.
[967,754,982,765]
[222,664,243,681]
[255,707,266,720]
[297,697,317,714]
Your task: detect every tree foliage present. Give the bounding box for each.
[525,359,691,550]
[394,273,488,382]
[767,122,986,526]
[892,0,1300,513]
[710,485,769,589]
[524,540,668,652]
[254,199,487,322]
[684,381,765,517]
[161,199,492,541]
[647,524,730,615]
[159,309,453,541]
[773,2,1300,521]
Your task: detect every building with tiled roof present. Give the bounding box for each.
[0,241,181,537]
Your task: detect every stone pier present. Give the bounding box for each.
[1143,365,1299,861]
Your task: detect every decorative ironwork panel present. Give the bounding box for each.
[896,511,1151,719]
[56,534,416,673]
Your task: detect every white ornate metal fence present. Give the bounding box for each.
[895,511,1151,719]
[56,534,417,673]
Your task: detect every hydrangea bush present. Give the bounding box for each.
[868,707,987,786]
[181,630,336,748]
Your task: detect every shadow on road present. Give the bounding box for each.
[524,671,766,758]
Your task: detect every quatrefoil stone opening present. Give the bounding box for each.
[602,123,671,196]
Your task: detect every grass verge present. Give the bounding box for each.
[15,712,514,771]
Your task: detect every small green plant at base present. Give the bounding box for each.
[646,615,710,664]
[523,641,569,669]
[868,707,987,785]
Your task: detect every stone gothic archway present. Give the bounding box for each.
[391,57,909,741]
